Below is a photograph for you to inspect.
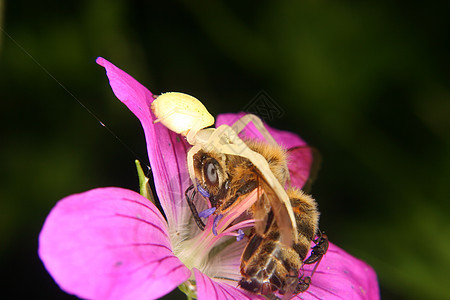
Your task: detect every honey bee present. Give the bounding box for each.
[151,92,328,297]
[152,93,298,246]
[187,137,328,298]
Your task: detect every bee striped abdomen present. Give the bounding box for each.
[239,235,289,294]
[239,188,319,295]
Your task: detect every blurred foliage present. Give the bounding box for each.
[0,0,448,299]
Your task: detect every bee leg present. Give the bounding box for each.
[264,294,281,300]
[185,184,206,230]
[295,232,328,293]
[296,276,311,293]
[304,232,329,265]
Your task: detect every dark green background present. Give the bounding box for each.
[1,0,448,299]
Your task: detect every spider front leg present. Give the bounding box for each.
[230,114,292,186]
[231,114,278,146]
[187,144,203,192]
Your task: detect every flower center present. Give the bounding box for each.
[173,189,259,278]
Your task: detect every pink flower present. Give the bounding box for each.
[38,57,380,300]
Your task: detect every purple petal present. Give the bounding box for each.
[194,269,266,300]
[216,113,312,189]
[39,187,191,300]
[96,57,192,229]
[297,242,379,300]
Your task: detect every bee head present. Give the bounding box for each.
[193,151,228,203]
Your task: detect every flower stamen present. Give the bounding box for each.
[197,184,210,198]
[198,207,216,218]
[221,219,255,236]
[212,214,223,236]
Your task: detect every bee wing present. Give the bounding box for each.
[215,127,297,245]
[287,146,321,193]
[252,170,296,247]
[252,184,272,235]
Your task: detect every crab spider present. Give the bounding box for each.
[151,92,298,245]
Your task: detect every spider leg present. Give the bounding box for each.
[187,144,202,192]
[152,107,177,124]
[231,113,278,146]
[211,125,298,245]
[202,124,241,153]
[230,114,291,186]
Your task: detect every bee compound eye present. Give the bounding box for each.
[205,161,218,184]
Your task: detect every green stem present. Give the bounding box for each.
[178,281,198,300]
[134,160,155,204]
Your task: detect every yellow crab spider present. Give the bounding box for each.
[151,92,298,245]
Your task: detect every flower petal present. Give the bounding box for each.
[297,242,379,300]
[197,241,378,300]
[216,113,313,189]
[96,57,192,231]
[194,269,265,300]
[39,187,191,300]
[286,146,314,191]
[202,238,247,282]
